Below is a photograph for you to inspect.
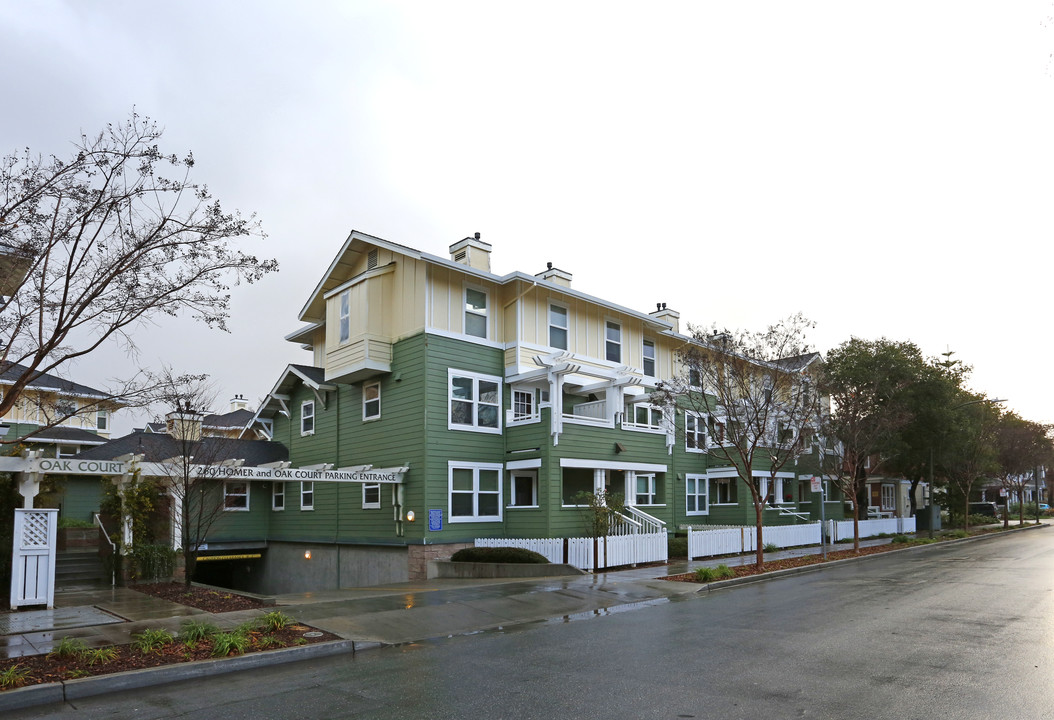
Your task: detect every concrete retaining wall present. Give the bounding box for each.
[428,561,587,579]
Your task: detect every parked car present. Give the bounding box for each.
[1039,503,1050,511]
[968,502,999,518]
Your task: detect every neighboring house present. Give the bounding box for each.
[174,230,843,594]
[141,394,261,439]
[1,361,117,521]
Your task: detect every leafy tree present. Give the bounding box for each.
[658,314,818,569]
[992,412,1053,526]
[940,395,1001,529]
[0,112,277,439]
[817,338,918,549]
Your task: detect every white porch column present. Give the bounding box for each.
[170,487,183,551]
[549,371,564,445]
[624,470,637,506]
[593,468,606,498]
[112,474,133,553]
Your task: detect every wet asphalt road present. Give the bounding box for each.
[14,528,1054,720]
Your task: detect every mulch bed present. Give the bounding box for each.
[663,543,905,582]
[1,584,340,692]
[132,582,270,612]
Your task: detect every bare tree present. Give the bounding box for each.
[145,374,239,587]
[657,314,818,569]
[0,112,277,440]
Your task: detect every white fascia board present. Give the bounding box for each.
[559,458,667,473]
[284,323,321,343]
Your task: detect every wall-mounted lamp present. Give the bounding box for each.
[304,550,312,560]
[406,510,416,522]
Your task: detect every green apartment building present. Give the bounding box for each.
[158,230,842,593]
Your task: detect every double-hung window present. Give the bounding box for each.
[685,412,707,452]
[449,370,501,432]
[272,482,285,511]
[449,463,502,522]
[635,474,657,505]
[339,291,350,343]
[224,482,249,511]
[363,484,380,509]
[605,321,621,363]
[465,287,488,338]
[631,404,663,430]
[549,304,568,350]
[642,339,656,377]
[686,474,708,515]
[881,484,895,511]
[96,409,108,431]
[363,382,380,420]
[301,401,315,436]
[301,481,314,511]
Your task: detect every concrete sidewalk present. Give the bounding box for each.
[1,536,893,659]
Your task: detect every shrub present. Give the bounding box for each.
[211,630,251,657]
[693,564,735,582]
[58,517,96,529]
[450,547,549,564]
[178,619,219,646]
[946,529,969,539]
[48,636,87,659]
[763,542,779,553]
[132,543,178,582]
[668,536,688,558]
[0,665,30,689]
[84,647,118,666]
[891,535,910,544]
[131,628,174,654]
[259,611,293,632]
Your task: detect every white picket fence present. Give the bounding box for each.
[476,531,668,570]
[687,516,917,560]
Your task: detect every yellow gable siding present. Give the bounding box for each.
[427,265,501,341]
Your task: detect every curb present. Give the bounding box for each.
[0,638,377,712]
[694,522,1046,593]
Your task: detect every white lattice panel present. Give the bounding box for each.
[20,511,51,548]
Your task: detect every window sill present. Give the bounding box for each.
[448,424,503,435]
[449,516,502,523]
[507,505,539,509]
[223,507,249,512]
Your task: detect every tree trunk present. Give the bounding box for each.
[852,500,860,551]
[754,501,764,569]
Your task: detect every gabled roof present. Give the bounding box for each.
[0,361,108,399]
[74,430,289,467]
[203,408,254,430]
[21,425,108,446]
[775,353,823,373]
[252,364,335,422]
[296,230,675,331]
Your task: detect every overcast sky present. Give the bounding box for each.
[3,1,1053,433]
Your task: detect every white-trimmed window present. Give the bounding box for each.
[511,388,537,423]
[301,400,315,436]
[689,368,701,388]
[96,409,108,431]
[449,370,501,433]
[56,445,76,459]
[301,481,314,511]
[642,339,656,377]
[272,482,285,511]
[362,483,380,509]
[224,482,250,511]
[339,290,350,343]
[549,304,568,350]
[449,463,502,522]
[605,321,621,363]
[465,287,488,338]
[363,381,381,420]
[708,415,726,444]
[881,484,895,511]
[711,477,738,504]
[635,474,658,505]
[509,471,538,508]
[760,476,791,505]
[627,403,663,431]
[685,412,707,452]
[686,474,708,515]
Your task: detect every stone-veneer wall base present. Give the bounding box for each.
[407,542,473,581]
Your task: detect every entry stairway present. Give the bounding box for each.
[55,549,108,590]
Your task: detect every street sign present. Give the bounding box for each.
[809,476,822,493]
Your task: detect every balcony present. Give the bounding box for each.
[325,333,392,384]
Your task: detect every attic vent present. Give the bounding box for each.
[367,249,378,270]
[453,250,467,263]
